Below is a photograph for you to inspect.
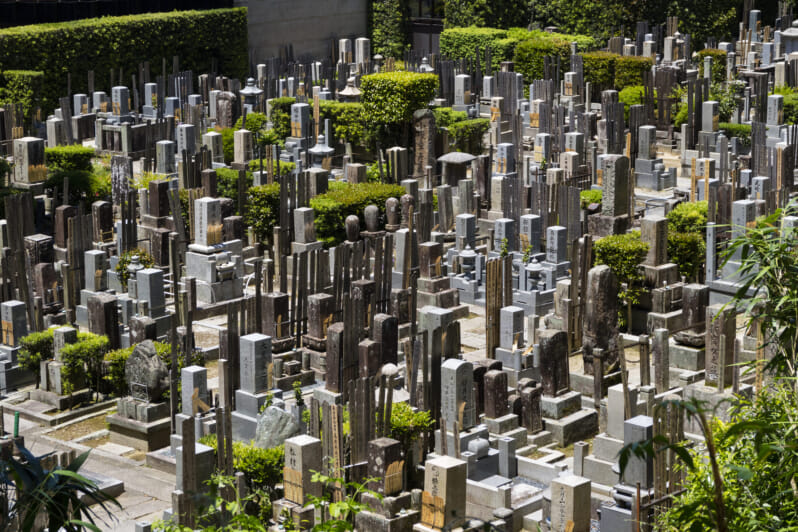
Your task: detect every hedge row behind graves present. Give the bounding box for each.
[0,8,248,116]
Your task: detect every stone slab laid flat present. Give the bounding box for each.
[96,441,136,456]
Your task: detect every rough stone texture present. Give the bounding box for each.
[674,284,709,347]
[582,265,619,374]
[538,329,569,397]
[125,340,169,401]
[255,406,300,449]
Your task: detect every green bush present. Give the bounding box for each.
[60,333,109,396]
[200,435,285,495]
[388,401,433,458]
[0,9,247,117]
[45,168,111,203]
[718,122,751,147]
[432,107,468,128]
[234,112,281,150]
[514,35,571,85]
[45,145,94,173]
[371,0,409,58]
[447,118,489,154]
[618,85,657,122]
[361,71,438,148]
[269,97,295,140]
[246,159,295,176]
[0,70,44,123]
[594,230,649,326]
[697,48,727,85]
[320,100,365,147]
[18,329,55,383]
[582,52,617,95]
[103,341,176,396]
[246,183,281,243]
[310,182,406,246]
[774,87,798,125]
[115,249,155,290]
[439,27,519,71]
[614,56,653,91]
[216,167,251,205]
[580,189,602,209]
[667,201,708,234]
[668,231,706,282]
[215,127,235,165]
[507,28,596,51]
[444,1,532,29]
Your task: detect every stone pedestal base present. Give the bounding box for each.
[107,413,171,452]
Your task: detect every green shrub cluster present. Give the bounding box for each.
[614,56,653,90]
[432,107,468,128]
[310,182,406,246]
[115,248,155,290]
[773,87,798,125]
[103,341,196,396]
[668,231,706,281]
[233,112,282,151]
[60,333,109,396]
[246,183,281,242]
[0,9,248,117]
[513,36,571,85]
[667,201,708,234]
[582,52,618,94]
[199,435,285,495]
[447,118,490,154]
[216,167,251,205]
[580,189,603,209]
[44,145,110,202]
[361,71,438,148]
[371,0,409,58]
[320,100,366,146]
[594,230,649,326]
[666,201,708,281]
[697,49,728,85]
[439,27,519,71]
[718,122,751,147]
[18,328,55,381]
[46,145,94,173]
[0,70,44,123]
[268,98,366,147]
[513,30,597,85]
[618,85,658,122]
[444,1,532,29]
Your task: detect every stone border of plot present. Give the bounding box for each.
[4,397,117,427]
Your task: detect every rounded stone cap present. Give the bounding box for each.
[364,204,380,232]
[345,214,360,241]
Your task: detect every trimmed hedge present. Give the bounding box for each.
[444,1,532,29]
[614,56,653,91]
[269,97,366,147]
[371,0,409,58]
[361,71,437,148]
[310,182,406,246]
[0,70,44,123]
[246,183,281,242]
[582,52,617,94]
[320,100,366,147]
[432,107,468,128]
[0,8,248,116]
[718,122,751,147]
[45,145,95,173]
[668,231,705,282]
[697,49,728,85]
[514,35,571,85]
[439,27,519,71]
[667,201,708,235]
[447,118,489,154]
[361,71,438,124]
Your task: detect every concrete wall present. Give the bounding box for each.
[238,0,369,61]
